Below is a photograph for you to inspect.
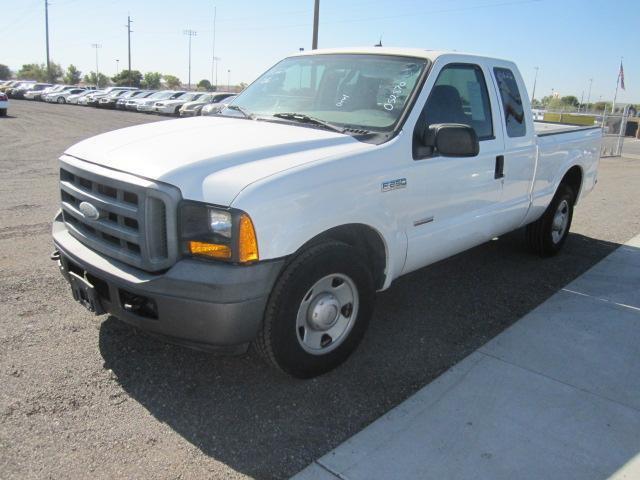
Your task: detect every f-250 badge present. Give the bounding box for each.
[382,178,407,192]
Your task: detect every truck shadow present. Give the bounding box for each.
[98,231,621,479]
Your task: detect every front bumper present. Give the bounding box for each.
[137,104,154,112]
[52,213,285,351]
[153,105,177,114]
[180,109,199,117]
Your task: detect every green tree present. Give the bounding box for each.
[0,64,11,79]
[141,72,162,89]
[63,64,82,85]
[163,74,181,89]
[197,79,212,91]
[560,96,579,108]
[83,71,110,88]
[18,62,62,82]
[111,69,142,87]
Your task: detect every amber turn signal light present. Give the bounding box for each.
[238,214,259,263]
[188,241,232,259]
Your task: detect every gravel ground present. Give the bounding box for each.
[1,100,639,480]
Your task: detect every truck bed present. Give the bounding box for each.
[534,121,600,137]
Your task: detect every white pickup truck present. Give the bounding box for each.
[52,48,601,378]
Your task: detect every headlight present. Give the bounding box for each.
[179,201,258,263]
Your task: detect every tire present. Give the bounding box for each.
[255,241,375,378]
[526,184,575,257]
[0,109,6,117]
[57,96,65,104]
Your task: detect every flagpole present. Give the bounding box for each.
[611,56,622,114]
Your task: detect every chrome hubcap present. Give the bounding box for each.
[296,274,359,355]
[551,199,569,244]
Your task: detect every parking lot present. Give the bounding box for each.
[1,99,639,479]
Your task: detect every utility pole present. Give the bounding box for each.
[211,5,216,89]
[126,15,133,86]
[44,0,51,82]
[530,66,539,103]
[611,56,622,114]
[116,59,119,75]
[183,29,197,90]
[91,43,102,86]
[312,0,319,49]
[227,69,231,91]
[586,78,593,112]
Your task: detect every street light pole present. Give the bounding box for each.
[586,78,593,112]
[91,43,102,86]
[530,66,539,103]
[312,0,319,49]
[183,29,197,89]
[227,69,231,91]
[44,0,51,82]
[116,59,119,75]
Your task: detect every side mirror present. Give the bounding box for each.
[420,123,479,157]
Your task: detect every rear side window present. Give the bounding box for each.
[420,64,493,140]
[494,68,526,137]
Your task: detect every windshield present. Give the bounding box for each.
[210,54,427,132]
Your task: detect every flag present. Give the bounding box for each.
[619,62,625,90]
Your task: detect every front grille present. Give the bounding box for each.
[59,156,180,272]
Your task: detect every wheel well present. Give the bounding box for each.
[560,166,583,201]
[299,224,387,290]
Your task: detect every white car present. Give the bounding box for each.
[0,92,8,116]
[152,91,202,115]
[67,90,95,105]
[181,92,235,117]
[51,48,602,378]
[21,83,53,100]
[201,95,237,116]
[137,90,185,112]
[43,86,79,102]
[48,88,87,104]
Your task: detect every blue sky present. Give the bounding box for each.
[1,0,638,103]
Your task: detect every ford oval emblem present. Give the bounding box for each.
[79,201,100,220]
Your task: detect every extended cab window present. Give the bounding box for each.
[420,64,493,140]
[494,67,526,137]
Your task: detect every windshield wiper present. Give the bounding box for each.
[272,112,345,134]
[224,104,255,119]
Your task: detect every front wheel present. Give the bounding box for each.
[57,96,65,104]
[254,241,375,378]
[526,184,575,256]
[0,108,6,117]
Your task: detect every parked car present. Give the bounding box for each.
[51,48,602,378]
[48,88,87,104]
[85,87,137,107]
[68,90,96,105]
[0,92,7,116]
[43,86,81,102]
[97,89,138,109]
[179,92,235,117]
[123,90,159,110]
[7,81,36,97]
[16,83,52,100]
[152,91,205,115]
[201,95,237,116]
[0,80,21,93]
[115,90,151,109]
[137,90,185,112]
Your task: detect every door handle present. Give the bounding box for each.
[495,155,505,179]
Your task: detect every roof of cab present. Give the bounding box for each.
[290,47,509,63]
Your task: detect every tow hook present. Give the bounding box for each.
[50,250,61,261]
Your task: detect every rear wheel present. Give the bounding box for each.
[57,96,65,104]
[0,109,6,117]
[255,241,375,378]
[526,184,575,256]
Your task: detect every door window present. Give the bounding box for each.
[494,67,526,137]
[419,64,494,140]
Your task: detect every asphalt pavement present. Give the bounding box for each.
[1,100,639,479]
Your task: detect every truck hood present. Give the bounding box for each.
[64,116,373,205]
